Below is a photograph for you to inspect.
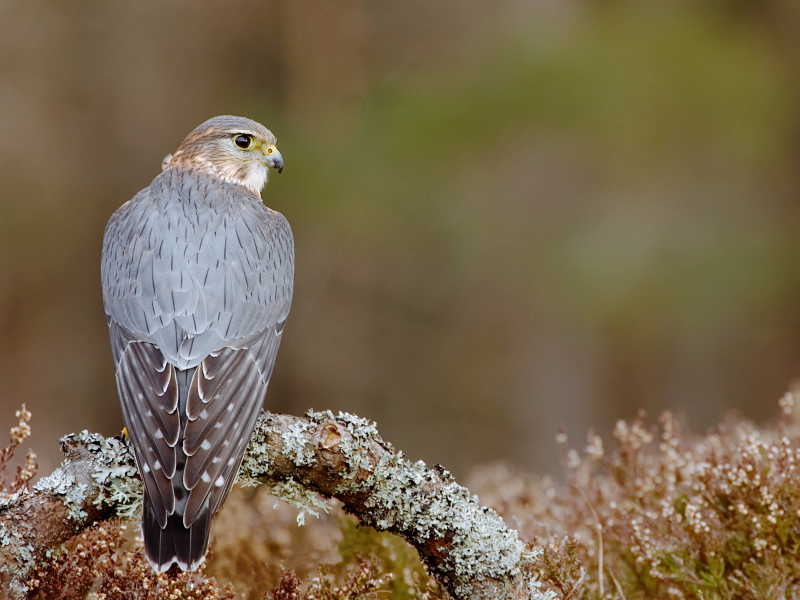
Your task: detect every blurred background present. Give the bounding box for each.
[1,0,800,480]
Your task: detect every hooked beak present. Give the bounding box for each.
[264,145,284,174]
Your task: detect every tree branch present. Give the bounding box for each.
[0,410,543,600]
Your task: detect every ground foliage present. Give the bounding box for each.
[0,405,37,495]
[469,385,800,599]
[6,391,800,599]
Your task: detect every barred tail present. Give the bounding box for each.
[142,367,211,572]
[143,494,211,571]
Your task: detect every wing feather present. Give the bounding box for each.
[124,346,180,446]
[112,324,181,524]
[183,361,261,489]
[183,351,258,454]
[181,328,283,524]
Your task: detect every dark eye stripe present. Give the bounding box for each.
[234,134,251,149]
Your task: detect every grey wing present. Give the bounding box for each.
[110,318,285,531]
[181,322,285,525]
[101,171,294,370]
[109,322,180,527]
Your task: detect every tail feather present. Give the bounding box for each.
[142,367,211,572]
[143,493,211,571]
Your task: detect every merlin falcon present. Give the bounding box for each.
[101,116,292,572]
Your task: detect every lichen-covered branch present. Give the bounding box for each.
[0,433,138,599]
[242,410,544,599]
[0,411,546,600]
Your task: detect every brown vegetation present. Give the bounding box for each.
[5,392,800,599]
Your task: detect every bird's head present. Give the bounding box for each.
[162,115,284,195]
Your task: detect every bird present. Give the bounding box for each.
[101,115,292,572]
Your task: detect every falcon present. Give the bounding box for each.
[101,116,292,572]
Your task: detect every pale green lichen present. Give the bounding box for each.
[238,411,538,597]
[0,432,142,599]
[352,451,526,597]
[32,431,142,523]
[270,478,330,526]
[87,434,142,519]
[335,411,379,439]
[335,411,379,477]
[7,542,35,599]
[0,522,19,552]
[239,413,273,484]
[33,469,89,524]
[307,409,379,482]
[0,491,22,510]
[92,463,142,519]
[306,408,335,422]
[0,513,37,598]
[281,420,315,466]
[528,576,558,600]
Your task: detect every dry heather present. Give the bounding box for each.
[469,389,800,599]
[0,405,37,495]
[5,388,800,599]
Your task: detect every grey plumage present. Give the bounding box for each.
[101,116,292,572]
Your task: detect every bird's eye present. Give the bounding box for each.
[234,134,252,149]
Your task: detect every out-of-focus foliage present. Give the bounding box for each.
[272,0,800,473]
[1,0,800,478]
[469,387,800,599]
[28,487,445,600]
[204,485,444,600]
[29,522,237,600]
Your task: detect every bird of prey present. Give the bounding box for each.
[101,116,292,572]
